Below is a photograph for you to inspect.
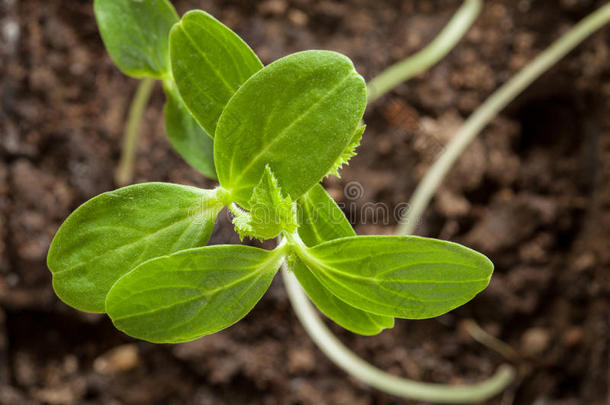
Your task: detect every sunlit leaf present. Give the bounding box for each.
[169,10,263,135]
[297,184,355,245]
[48,183,223,312]
[298,235,493,319]
[106,245,284,343]
[215,50,367,207]
[293,185,394,335]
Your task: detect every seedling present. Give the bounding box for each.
[47,0,493,344]
[47,1,610,402]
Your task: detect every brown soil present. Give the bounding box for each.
[1,0,609,404]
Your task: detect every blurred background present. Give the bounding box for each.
[0,0,609,404]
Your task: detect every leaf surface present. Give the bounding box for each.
[298,236,493,319]
[297,184,355,245]
[94,0,178,78]
[215,50,367,207]
[164,84,217,179]
[169,10,263,135]
[47,183,223,313]
[106,245,284,343]
[293,185,394,335]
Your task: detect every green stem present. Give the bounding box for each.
[284,2,610,401]
[281,264,515,403]
[115,77,156,186]
[398,1,610,235]
[367,0,482,103]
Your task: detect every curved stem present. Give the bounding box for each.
[397,1,610,235]
[367,0,482,103]
[115,77,156,186]
[462,319,521,363]
[282,265,515,403]
[285,2,610,401]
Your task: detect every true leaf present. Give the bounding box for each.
[215,50,367,208]
[293,184,394,335]
[327,125,366,178]
[297,236,493,319]
[169,10,263,135]
[94,0,178,78]
[105,245,284,343]
[164,84,217,179]
[47,183,223,313]
[233,165,297,240]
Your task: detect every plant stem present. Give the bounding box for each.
[462,319,522,362]
[283,2,610,401]
[397,1,610,235]
[281,264,515,403]
[115,77,156,186]
[367,0,482,103]
[282,0,511,401]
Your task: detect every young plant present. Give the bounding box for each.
[69,1,610,402]
[48,2,494,344]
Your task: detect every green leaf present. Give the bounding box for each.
[215,50,367,208]
[327,125,365,178]
[105,245,284,343]
[47,183,223,313]
[94,0,178,78]
[169,10,263,135]
[233,165,296,240]
[293,185,393,335]
[297,236,493,319]
[164,84,217,179]
[292,261,394,335]
[297,184,356,245]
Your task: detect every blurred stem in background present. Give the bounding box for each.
[115,77,155,186]
[285,0,610,402]
[398,1,610,235]
[366,0,482,103]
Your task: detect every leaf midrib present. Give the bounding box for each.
[165,269,269,342]
[110,252,281,322]
[52,214,200,276]
[298,261,390,332]
[126,2,167,75]
[179,20,238,94]
[226,72,355,193]
[308,252,488,284]
[297,247,487,316]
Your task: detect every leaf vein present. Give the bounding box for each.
[228,73,354,189]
